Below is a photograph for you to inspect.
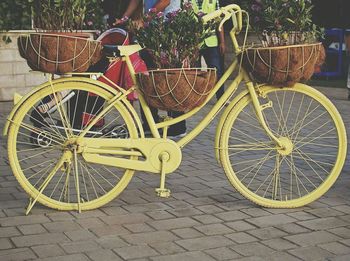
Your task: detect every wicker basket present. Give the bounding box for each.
[18,33,102,74]
[137,68,217,112]
[240,42,325,86]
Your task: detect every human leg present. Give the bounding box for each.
[201,46,224,100]
[167,111,186,138]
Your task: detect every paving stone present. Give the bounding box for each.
[150,251,215,261]
[319,242,350,255]
[176,235,233,251]
[171,192,195,200]
[205,247,241,260]
[18,224,47,235]
[32,244,65,258]
[0,238,12,250]
[46,212,75,221]
[275,223,311,234]
[148,217,200,230]
[100,206,129,216]
[225,232,258,244]
[101,213,150,225]
[261,238,298,251]
[123,202,169,213]
[145,210,176,220]
[11,233,69,247]
[330,254,350,261]
[60,240,101,254]
[286,211,317,221]
[0,227,21,238]
[89,224,130,238]
[0,248,36,261]
[0,215,50,226]
[306,208,344,218]
[86,249,123,261]
[64,229,96,241]
[185,197,218,206]
[122,231,179,245]
[195,205,224,214]
[214,210,250,222]
[165,200,193,209]
[36,253,90,261]
[168,207,203,217]
[246,214,297,228]
[225,221,256,231]
[172,228,204,239]
[192,214,223,224]
[113,245,159,259]
[328,227,350,239]
[70,209,106,219]
[96,235,129,249]
[230,242,274,257]
[284,231,341,247]
[247,227,288,240]
[266,251,301,261]
[297,217,349,231]
[75,217,105,229]
[43,221,82,233]
[288,246,334,261]
[149,241,185,255]
[240,208,271,217]
[339,214,350,224]
[124,222,155,233]
[332,205,350,215]
[194,223,233,236]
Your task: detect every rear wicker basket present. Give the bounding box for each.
[137,68,217,112]
[240,42,325,86]
[18,33,102,74]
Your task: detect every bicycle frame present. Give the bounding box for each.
[121,25,282,150]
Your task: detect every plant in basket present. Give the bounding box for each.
[18,0,103,74]
[240,0,326,86]
[129,4,219,112]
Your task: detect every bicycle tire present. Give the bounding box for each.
[219,83,347,208]
[7,80,138,211]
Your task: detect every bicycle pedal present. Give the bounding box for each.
[155,188,171,198]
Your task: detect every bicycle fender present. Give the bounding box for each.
[3,77,142,137]
[215,88,250,165]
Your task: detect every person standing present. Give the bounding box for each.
[186,0,226,100]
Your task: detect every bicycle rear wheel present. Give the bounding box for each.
[219,84,347,208]
[7,79,138,211]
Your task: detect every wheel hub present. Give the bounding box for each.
[277,137,293,156]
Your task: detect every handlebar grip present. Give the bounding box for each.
[202,9,222,23]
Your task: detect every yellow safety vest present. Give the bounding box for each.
[191,0,219,47]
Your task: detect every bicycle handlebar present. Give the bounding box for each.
[202,4,243,33]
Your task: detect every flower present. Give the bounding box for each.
[129,5,218,68]
[243,0,323,46]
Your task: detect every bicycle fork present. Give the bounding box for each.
[245,79,285,150]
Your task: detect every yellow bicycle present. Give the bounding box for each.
[4,5,347,214]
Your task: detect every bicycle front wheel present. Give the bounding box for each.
[219,83,347,208]
[7,79,138,211]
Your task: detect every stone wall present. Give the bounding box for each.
[0,31,47,101]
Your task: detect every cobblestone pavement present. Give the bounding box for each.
[0,86,349,261]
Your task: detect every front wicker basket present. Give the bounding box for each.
[240,42,325,86]
[137,68,217,112]
[18,33,102,74]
